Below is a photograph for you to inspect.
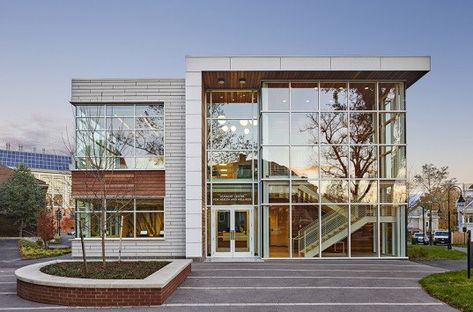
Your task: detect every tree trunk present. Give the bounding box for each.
[79,218,88,274]
[101,208,106,269]
[19,220,24,238]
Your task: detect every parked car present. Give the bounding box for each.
[433,230,449,245]
[411,232,428,245]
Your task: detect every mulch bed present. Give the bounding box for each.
[40,261,169,279]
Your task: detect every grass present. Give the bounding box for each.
[40,261,169,279]
[408,244,467,261]
[420,270,473,312]
[18,239,71,260]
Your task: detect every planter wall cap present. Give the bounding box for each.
[15,259,192,289]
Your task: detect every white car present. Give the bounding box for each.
[433,230,449,245]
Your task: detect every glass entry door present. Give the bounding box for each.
[211,206,253,257]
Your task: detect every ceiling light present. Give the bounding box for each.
[305,100,310,103]
[221,125,229,132]
[253,119,258,126]
[239,78,247,84]
[217,115,226,125]
[220,168,228,172]
[218,163,227,166]
[240,120,248,126]
[364,86,370,90]
[282,100,287,103]
[220,96,224,99]
[230,125,237,132]
[218,78,225,85]
[244,128,250,135]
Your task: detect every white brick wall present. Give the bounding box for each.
[71,78,186,258]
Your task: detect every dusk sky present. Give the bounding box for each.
[0,0,472,181]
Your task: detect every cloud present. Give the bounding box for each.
[0,114,72,154]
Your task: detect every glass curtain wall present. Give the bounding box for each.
[261,81,406,258]
[206,91,259,256]
[75,104,164,169]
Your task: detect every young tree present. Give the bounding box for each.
[37,209,55,248]
[0,164,47,237]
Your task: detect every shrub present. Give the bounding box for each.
[36,210,55,248]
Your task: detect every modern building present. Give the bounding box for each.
[70,55,430,259]
[0,147,74,234]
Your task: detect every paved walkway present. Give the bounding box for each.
[0,245,457,312]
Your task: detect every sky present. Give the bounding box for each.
[0,0,472,181]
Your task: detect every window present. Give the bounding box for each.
[75,104,164,169]
[76,198,164,238]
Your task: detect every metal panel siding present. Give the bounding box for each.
[70,79,186,257]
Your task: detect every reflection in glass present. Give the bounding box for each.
[320,180,349,203]
[107,212,134,238]
[136,212,164,237]
[350,145,377,178]
[77,213,101,237]
[291,113,318,144]
[216,210,231,252]
[135,157,164,169]
[77,105,105,117]
[262,113,289,144]
[290,146,319,180]
[320,82,348,111]
[263,182,290,203]
[291,83,318,111]
[349,83,376,110]
[379,146,406,179]
[136,198,164,211]
[208,91,257,119]
[209,151,254,180]
[208,119,257,150]
[379,113,405,144]
[135,104,164,116]
[380,181,407,203]
[262,83,290,111]
[262,147,289,178]
[379,83,405,111]
[349,113,377,144]
[320,145,349,178]
[321,204,348,257]
[106,105,134,116]
[292,181,319,203]
[106,199,134,211]
[292,205,319,257]
[268,205,289,257]
[235,210,250,252]
[107,117,135,130]
[319,113,348,144]
[380,205,405,257]
[351,205,377,257]
[350,180,377,203]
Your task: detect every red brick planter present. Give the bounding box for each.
[15,260,191,306]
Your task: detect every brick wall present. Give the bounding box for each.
[17,264,191,306]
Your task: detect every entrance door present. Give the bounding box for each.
[211,206,253,257]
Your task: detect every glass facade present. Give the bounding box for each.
[76,198,164,238]
[75,104,164,170]
[205,81,406,258]
[260,81,406,258]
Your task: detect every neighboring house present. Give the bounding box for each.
[70,55,430,260]
[457,183,473,233]
[0,148,73,233]
[407,206,440,234]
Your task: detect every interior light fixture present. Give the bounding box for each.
[217,115,226,125]
[244,128,250,135]
[230,125,237,132]
[221,125,229,132]
[364,86,370,90]
[282,100,287,103]
[239,78,247,85]
[305,100,310,103]
[218,78,225,85]
[240,120,248,126]
[253,119,258,126]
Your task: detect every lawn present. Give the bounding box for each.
[408,244,467,261]
[18,239,71,260]
[420,270,473,312]
[40,261,169,279]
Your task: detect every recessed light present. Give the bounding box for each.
[282,100,287,103]
[239,78,247,84]
[218,78,225,85]
[240,120,249,126]
[305,100,310,103]
[220,96,223,99]
[364,86,370,90]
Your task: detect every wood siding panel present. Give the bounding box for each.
[72,170,165,197]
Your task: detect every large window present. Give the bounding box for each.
[75,104,164,169]
[76,198,164,238]
[261,81,406,258]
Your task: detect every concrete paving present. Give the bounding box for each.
[0,239,459,311]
